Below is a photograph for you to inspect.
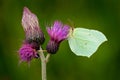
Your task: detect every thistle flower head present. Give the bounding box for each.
[22,7,45,45]
[46,21,70,54]
[47,21,70,43]
[18,43,38,62]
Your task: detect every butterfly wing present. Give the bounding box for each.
[68,28,107,57]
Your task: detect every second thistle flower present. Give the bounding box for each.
[46,21,70,54]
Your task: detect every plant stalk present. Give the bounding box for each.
[39,47,47,80]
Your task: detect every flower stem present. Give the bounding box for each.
[46,54,51,63]
[39,47,47,80]
[39,47,51,80]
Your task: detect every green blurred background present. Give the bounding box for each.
[0,0,120,80]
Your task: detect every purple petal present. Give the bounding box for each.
[47,21,70,43]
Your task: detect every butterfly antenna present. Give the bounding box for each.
[67,19,75,29]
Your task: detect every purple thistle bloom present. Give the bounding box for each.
[18,7,44,62]
[46,21,70,54]
[19,43,38,62]
[22,7,45,46]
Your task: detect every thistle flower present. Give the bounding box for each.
[22,7,45,46]
[18,7,44,62]
[18,43,39,62]
[46,21,70,54]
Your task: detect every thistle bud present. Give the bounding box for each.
[46,40,59,54]
[22,7,45,46]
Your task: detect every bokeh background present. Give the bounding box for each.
[0,0,120,80]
